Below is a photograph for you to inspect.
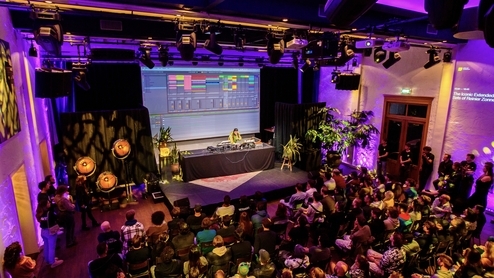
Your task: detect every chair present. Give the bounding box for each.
[127,259,151,278]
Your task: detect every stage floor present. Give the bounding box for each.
[159,162,308,214]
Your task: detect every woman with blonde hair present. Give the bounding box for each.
[479,238,494,268]
[383,190,395,209]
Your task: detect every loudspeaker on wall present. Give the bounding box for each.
[35,69,72,98]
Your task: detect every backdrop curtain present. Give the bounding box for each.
[274,102,326,170]
[60,107,158,189]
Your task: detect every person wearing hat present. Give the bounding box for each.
[431,194,452,218]
[232,262,255,278]
[253,249,276,278]
[187,204,206,234]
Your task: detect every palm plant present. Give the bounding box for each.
[282,135,303,164]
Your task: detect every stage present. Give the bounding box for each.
[159,162,308,215]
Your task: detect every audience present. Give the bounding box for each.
[251,201,269,235]
[196,218,216,254]
[183,245,208,278]
[125,235,151,275]
[146,211,168,245]
[252,249,276,278]
[152,246,182,277]
[187,204,207,234]
[213,195,235,219]
[98,221,122,255]
[206,236,232,276]
[120,209,145,254]
[2,242,36,278]
[172,222,195,261]
[367,232,405,276]
[254,218,277,255]
[88,242,124,278]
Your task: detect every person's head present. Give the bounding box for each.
[38,181,50,191]
[334,261,349,276]
[213,235,224,248]
[423,220,436,234]
[309,267,325,278]
[45,174,55,184]
[443,153,451,161]
[55,185,68,196]
[281,268,293,278]
[160,246,175,263]
[131,234,142,249]
[390,232,404,248]
[467,249,482,266]
[188,245,202,267]
[151,211,165,226]
[96,242,108,256]
[371,207,382,219]
[222,215,232,227]
[405,143,411,150]
[171,207,181,218]
[179,222,190,235]
[352,198,362,209]
[406,178,417,188]
[402,232,415,244]
[436,254,453,269]
[439,194,451,204]
[234,226,244,241]
[452,161,461,171]
[355,215,367,228]
[484,162,493,176]
[194,204,202,213]
[474,204,485,214]
[258,249,271,265]
[384,190,394,201]
[125,209,136,221]
[215,270,226,278]
[275,203,288,218]
[201,217,212,229]
[423,146,432,153]
[464,208,478,223]
[354,255,369,274]
[261,218,272,229]
[223,195,231,206]
[239,211,249,222]
[381,138,387,144]
[295,182,304,192]
[350,171,358,179]
[466,153,475,162]
[388,207,399,219]
[100,221,111,232]
[75,175,86,187]
[332,168,341,176]
[313,192,323,202]
[336,201,346,212]
[293,244,306,259]
[237,262,250,277]
[3,242,23,269]
[233,128,239,135]
[296,215,308,227]
[256,201,267,212]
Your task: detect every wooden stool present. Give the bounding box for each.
[281,158,292,171]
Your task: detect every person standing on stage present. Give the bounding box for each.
[377,139,389,176]
[418,146,435,191]
[399,143,412,182]
[228,128,242,144]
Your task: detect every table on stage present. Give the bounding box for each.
[180,143,275,182]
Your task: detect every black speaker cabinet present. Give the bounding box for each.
[335,74,361,91]
[35,69,72,98]
[425,0,468,30]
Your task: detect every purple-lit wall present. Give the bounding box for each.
[0,7,56,268]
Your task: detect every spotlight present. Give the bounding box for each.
[158,45,169,66]
[176,24,197,61]
[255,57,264,68]
[168,60,174,66]
[352,58,358,67]
[28,40,37,57]
[334,40,355,66]
[234,29,246,50]
[218,57,224,66]
[192,59,198,66]
[204,27,223,55]
[300,59,311,72]
[382,52,401,69]
[30,10,63,56]
[138,47,154,69]
[291,52,300,69]
[73,63,90,91]
[238,58,244,67]
[424,47,441,69]
[443,50,452,63]
[313,61,320,71]
[331,69,341,84]
[267,33,285,64]
[373,47,387,63]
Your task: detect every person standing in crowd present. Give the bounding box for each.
[37,180,52,204]
[419,146,434,191]
[75,176,99,231]
[35,199,64,268]
[2,242,36,278]
[437,154,453,181]
[399,143,412,182]
[468,161,493,208]
[54,185,77,248]
[377,139,388,176]
[44,174,57,198]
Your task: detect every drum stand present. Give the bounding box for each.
[122,160,137,204]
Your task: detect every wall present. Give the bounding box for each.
[0,7,55,275]
[318,46,453,173]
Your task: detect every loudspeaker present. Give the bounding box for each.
[478,0,494,30]
[425,0,468,30]
[484,4,494,48]
[335,74,361,90]
[35,69,72,98]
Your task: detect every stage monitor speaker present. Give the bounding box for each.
[35,69,72,98]
[335,74,361,90]
[484,4,494,48]
[425,0,468,30]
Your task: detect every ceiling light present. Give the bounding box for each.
[204,27,223,55]
[168,60,174,66]
[28,40,37,57]
[373,47,387,63]
[218,57,224,66]
[31,10,63,56]
[282,18,288,22]
[255,57,264,68]
[300,59,311,72]
[267,33,285,64]
[192,59,198,66]
[424,47,441,69]
[176,24,197,61]
[158,45,169,66]
[331,69,341,84]
[313,62,320,71]
[382,52,401,69]
[238,58,244,67]
[291,52,300,69]
[73,63,90,91]
[234,29,245,50]
[138,47,154,69]
[443,50,452,63]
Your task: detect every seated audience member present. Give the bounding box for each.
[431,194,452,218]
[232,262,255,278]
[478,237,494,268]
[368,207,385,242]
[333,169,346,191]
[2,242,36,278]
[288,215,310,247]
[238,211,254,241]
[284,244,310,270]
[230,227,252,264]
[397,203,413,232]
[308,267,325,278]
[252,249,276,278]
[251,201,269,235]
[125,235,151,275]
[432,253,454,278]
[89,242,124,278]
[383,190,395,209]
[254,218,277,255]
[408,199,423,223]
[404,178,419,201]
[305,234,331,265]
[271,203,289,224]
[416,220,438,254]
[367,233,405,276]
[296,192,323,224]
[146,211,168,245]
[320,186,336,217]
[236,195,251,219]
[370,191,386,210]
[349,255,370,278]
[168,207,184,237]
[435,219,453,244]
[335,215,371,252]
[172,222,195,261]
[183,245,208,278]
[463,208,478,232]
[212,195,235,219]
[196,218,216,254]
[401,232,420,259]
[103,264,126,278]
[280,183,307,209]
[206,236,233,276]
[455,249,485,278]
[327,261,349,278]
[216,215,235,239]
[151,232,172,265]
[384,207,400,231]
[98,221,123,255]
[305,179,318,201]
[120,209,145,254]
[152,246,182,277]
[187,204,206,234]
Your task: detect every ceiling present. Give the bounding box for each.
[377,0,480,14]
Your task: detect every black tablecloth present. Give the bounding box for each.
[181,144,275,182]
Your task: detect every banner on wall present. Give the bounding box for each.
[0,39,21,144]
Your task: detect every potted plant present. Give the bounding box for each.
[170,143,180,175]
[306,107,379,168]
[281,135,303,171]
[154,126,173,157]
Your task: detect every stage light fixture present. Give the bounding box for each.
[158,45,169,66]
[30,10,63,56]
[238,58,244,67]
[334,40,355,66]
[313,61,320,71]
[331,69,341,84]
[218,57,224,66]
[291,52,300,69]
[138,47,154,69]
[352,58,358,67]
[73,64,91,91]
[382,52,401,69]
[300,59,311,72]
[443,50,452,62]
[373,47,387,63]
[176,25,197,61]
[267,33,285,64]
[192,59,198,66]
[204,27,223,55]
[168,60,174,66]
[234,29,246,50]
[424,47,441,69]
[255,57,264,68]
[28,40,38,57]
